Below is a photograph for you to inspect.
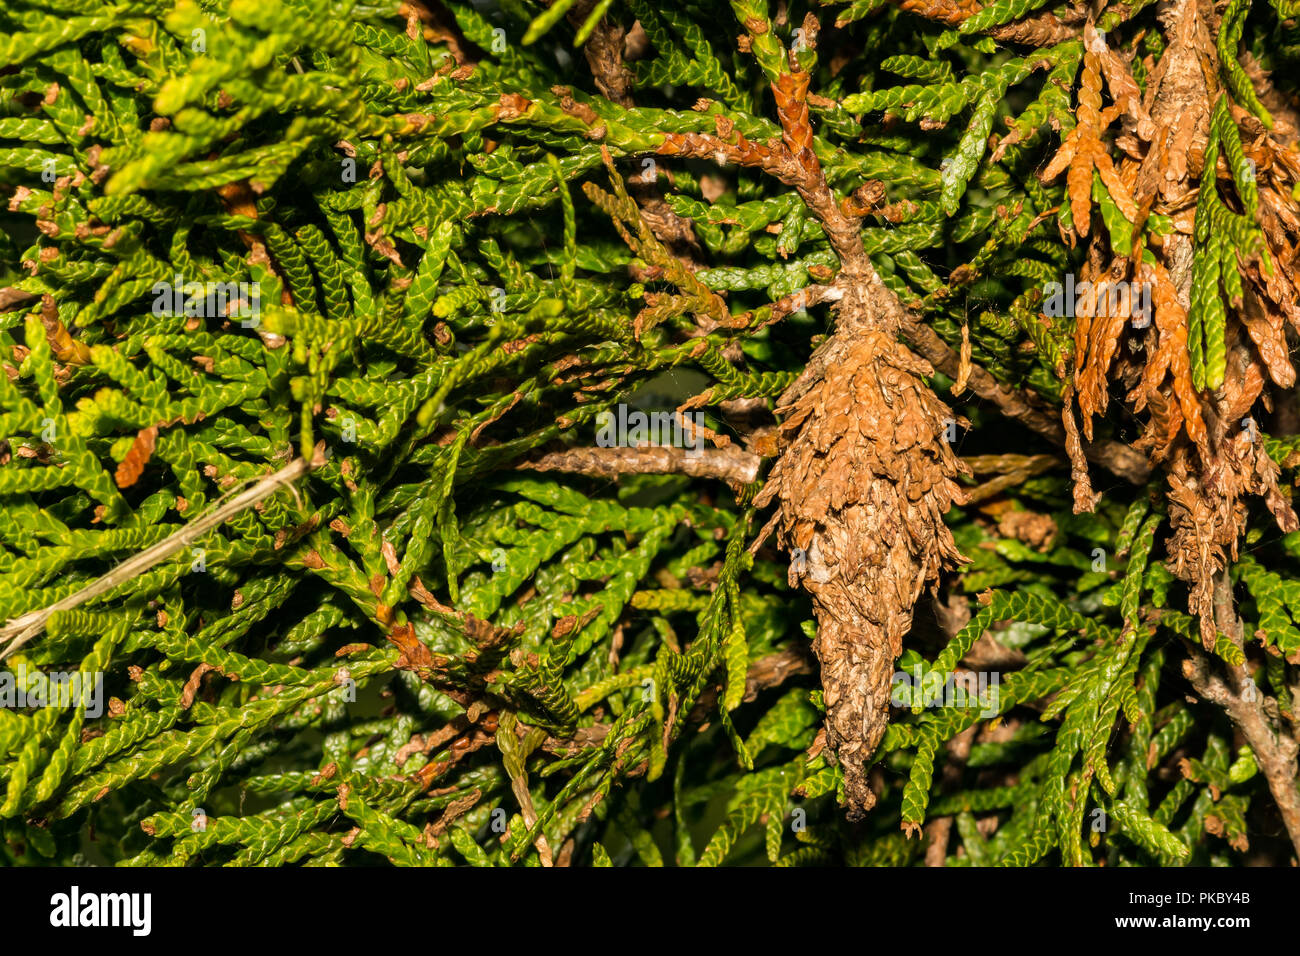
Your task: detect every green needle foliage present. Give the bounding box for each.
[1,0,1298,867]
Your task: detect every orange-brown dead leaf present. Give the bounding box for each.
[114,426,159,489]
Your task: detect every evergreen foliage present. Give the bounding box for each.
[1,0,1298,866]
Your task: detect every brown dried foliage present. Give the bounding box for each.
[113,426,159,489]
[1040,5,1300,643]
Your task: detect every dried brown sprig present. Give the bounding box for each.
[1045,4,1300,645]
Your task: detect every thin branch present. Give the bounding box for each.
[962,453,1062,505]
[0,287,39,313]
[0,450,320,661]
[518,444,761,484]
[1181,573,1300,858]
[899,312,1153,485]
[924,724,978,865]
[1184,647,1300,857]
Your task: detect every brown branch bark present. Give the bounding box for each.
[518,444,760,484]
[1183,648,1300,858]
[1181,573,1300,858]
[899,312,1153,485]
[924,724,978,865]
[0,287,38,313]
[687,646,815,721]
[572,3,706,267]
